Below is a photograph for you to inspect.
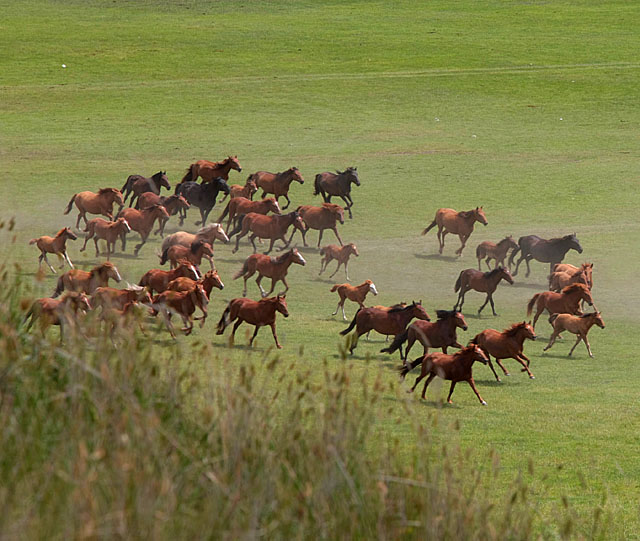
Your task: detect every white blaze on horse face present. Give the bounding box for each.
[369,283,378,296]
[296,253,307,266]
[189,265,201,279]
[112,267,122,282]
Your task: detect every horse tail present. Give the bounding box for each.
[181,164,194,184]
[398,356,424,379]
[216,303,232,335]
[340,308,361,336]
[422,219,437,236]
[217,199,231,223]
[475,244,484,259]
[319,246,327,257]
[52,276,65,298]
[121,177,130,195]
[233,259,250,280]
[508,244,521,268]
[64,194,77,215]
[159,247,170,266]
[28,238,38,245]
[454,271,463,293]
[313,174,322,196]
[380,329,408,354]
[330,284,339,292]
[526,294,540,316]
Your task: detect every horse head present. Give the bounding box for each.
[365,280,378,296]
[593,312,605,329]
[345,166,360,186]
[150,204,171,220]
[275,294,289,317]
[65,291,92,313]
[116,217,132,233]
[98,262,122,283]
[411,301,430,322]
[193,284,209,310]
[61,227,78,241]
[289,167,304,184]
[204,269,224,290]
[291,248,306,266]
[209,176,230,195]
[322,203,344,224]
[474,206,488,226]
[177,259,200,280]
[228,156,243,172]
[498,266,515,285]
[346,243,359,257]
[266,198,282,215]
[453,311,468,330]
[565,233,583,254]
[469,344,489,365]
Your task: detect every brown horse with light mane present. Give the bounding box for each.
[151,284,209,338]
[381,310,468,361]
[218,196,281,230]
[117,204,170,255]
[160,240,214,269]
[53,262,122,297]
[471,322,537,381]
[340,301,430,355]
[216,295,289,349]
[330,280,378,321]
[294,203,345,248]
[543,312,605,358]
[219,178,258,202]
[454,267,514,316]
[526,283,595,329]
[80,217,131,259]
[231,211,306,254]
[180,156,243,184]
[476,236,518,270]
[249,167,305,209]
[319,243,358,280]
[548,263,593,292]
[138,260,200,294]
[24,292,92,339]
[401,345,490,405]
[161,223,229,255]
[234,248,306,297]
[422,207,488,256]
[64,188,125,228]
[29,227,77,273]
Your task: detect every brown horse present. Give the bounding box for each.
[340,301,430,355]
[294,203,345,248]
[136,193,191,236]
[138,260,200,294]
[24,292,92,339]
[151,284,209,338]
[64,188,125,228]
[218,196,281,230]
[319,243,358,280]
[118,204,170,255]
[548,263,593,291]
[121,171,171,207]
[471,322,537,381]
[454,267,514,316]
[80,217,131,259]
[91,285,153,310]
[29,227,77,273]
[476,236,518,270]
[220,178,258,202]
[180,156,243,183]
[381,310,468,361]
[401,345,490,405]
[160,240,214,269]
[53,262,122,297]
[313,167,360,219]
[216,295,289,349]
[167,269,224,296]
[249,167,305,209]
[527,283,595,329]
[234,248,306,297]
[509,234,583,277]
[330,280,378,321]
[422,207,488,256]
[231,211,306,254]
[543,312,605,358]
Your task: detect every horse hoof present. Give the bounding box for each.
[505,373,511,376]
[481,401,487,406]
[529,375,535,379]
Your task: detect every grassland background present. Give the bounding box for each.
[2,0,640,536]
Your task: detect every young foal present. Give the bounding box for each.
[219,178,258,202]
[454,267,514,316]
[24,292,92,339]
[548,263,593,292]
[80,217,131,259]
[64,188,124,228]
[527,283,595,329]
[218,196,281,230]
[29,227,77,273]
[422,207,488,256]
[319,243,358,280]
[475,236,518,270]
[160,240,214,270]
[233,248,306,297]
[330,279,378,321]
[138,260,200,294]
[118,204,170,255]
[53,262,122,297]
[167,269,224,296]
[543,312,605,357]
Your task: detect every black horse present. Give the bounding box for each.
[509,234,583,277]
[121,171,170,207]
[313,167,360,219]
[175,177,230,226]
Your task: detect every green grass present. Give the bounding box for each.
[2,0,640,536]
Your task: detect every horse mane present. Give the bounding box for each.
[458,210,474,219]
[322,202,342,211]
[561,283,588,294]
[190,240,204,253]
[436,309,456,320]
[503,322,527,337]
[388,302,413,314]
[197,223,221,234]
[497,236,513,247]
[483,268,503,279]
[98,187,116,195]
[55,228,67,237]
[271,250,293,265]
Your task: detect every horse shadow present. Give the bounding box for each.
[511,281,545,290]
[414,253,458,263]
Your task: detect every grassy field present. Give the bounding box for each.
[2,0,640,536]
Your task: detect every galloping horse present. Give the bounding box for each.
[175,178,230,226]
[138,260,200,294]
[294,203,345,248]
[454,267,514,316]
[340,301,430,355]
[543,312,605,358]
[135,193,190,236]
[219,178,258,202]
[53,262,122,297]
[121,171,170,207]
[64,188,124,228]
[471,322,537,381]
[117,204,170,255]
[24,292,92,339]
[330,280,378,321]
[233,248,306,297]
[509,234,583,277]
[167,269,224,297]
[80,217,131,259]
[231,211,306,254]
[160,240,214,270]
[216,295,289,349]
[218,196,281,230]
[319,243,358,280]
[548,263,593,292]
[180,156,242,183]
[475,236,518,270]
[526,283,594,329]
[151,284,209,338]
[29,227,77,273]
[381,310,468,361]
[248,167,304,209]
[422,207,488,256]
[313,167,360,219]
[401,345,490,405]
[91,285,152,310]
[161,223,229,256]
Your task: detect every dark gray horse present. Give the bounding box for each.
[121,171,171,207]
[313,167,360,219]
[509,234,583,276]
[175,177,230,226]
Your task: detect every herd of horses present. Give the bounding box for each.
[26,155,605,406]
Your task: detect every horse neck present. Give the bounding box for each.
[393,308,416,326]
[454,348,477,368]
[356,282,370,296]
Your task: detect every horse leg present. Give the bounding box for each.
[525,256,533,277]
[277,277,289,297]
[75,211,83,230]
[446,381,457,403]
[269,322,283,349]
[329,261,341,279]
[250,234,259,254]
[515,355,535,378]
[319,257,328,275]
[455,288,466,312]
[317,229,324,248]
[478,294,491,315]
[332,227,343,247]
[568,335,583,357]
[42,253,57,274]
[340,196,353,219]
[582,334,594,357]
[421,373,437,400]
[93,238,100,257]
[437,227,447,254]
[486,357,502,382]
[248,324,261,347]
[543,329,561,352]
[495,358,510,377]
[532,307,544,330]
[489,294,498,316]
[255,275,268,298]
[332,299,342,317]
[134,232,148,256]
[467,378,487,405]
[485,258,493,271]
[455,234,468,256]
[80,231,92,252]
[282,194,291,210]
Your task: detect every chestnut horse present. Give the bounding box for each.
[313,167,360,219]
[319,243,358,280]
[248,167,304,209]
[509,234,583,277]
[121,171,170,207]
[231,211,306,254]
[233,248,306,297]
[218,196,281,230]
[401,345,490,405]
[180,156,243,183]
[330,280,378,321]
[216,295,289,349]
[454,267,514,316]
[24,292,92,339]
[340,301,430,355]
[29,227,77,273]
[219,178,258,202]
[118,204,170,255]
[526,283,594,329]
[475,236,518,270]
[543,312,605,358]
[53,262,122,297]
[471,322,537,381]
[160,240,214,269]
[548,263,593,291]
[91,285,153,310]
[138,260,200,294]
[294,203,345,248]
[80,217,131,259]
[167,269,224,297]
[422,207,488,256]
[136,193,190,236]
[64,188,124,228]
[381,310,468,362]
[151,284,209,338]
